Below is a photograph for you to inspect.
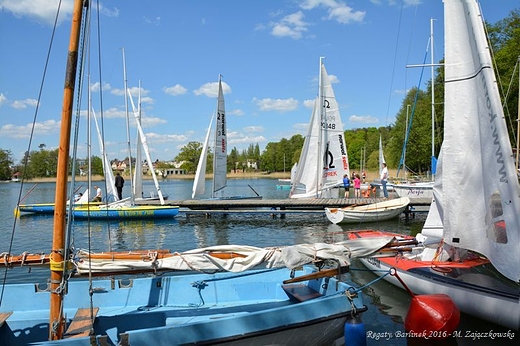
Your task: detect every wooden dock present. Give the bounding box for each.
[136,197,432,215]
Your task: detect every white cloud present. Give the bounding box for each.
[227,130,266,145]
[193,81,231,97]
[303,99,315,109]
[253,97,299,112]
[0,0,119,25]
[90,82,111,93]
[0,119,60,139]
[139,116,167,128]
[0,93,7,106]
[110,86,153,105]
[300,0,365,24]
[164,84,187,96]
[144,16,161,25]
[270,11,309,39]
[145,132,189,144]
[11,98,38,109]
[228,109,244,116]
[0,0,73,25]
[243,126,264,133]
[348,114,379,124]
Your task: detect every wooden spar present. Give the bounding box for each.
[1,250,248,268]
[283,266,349,284]
[50,0,86,340]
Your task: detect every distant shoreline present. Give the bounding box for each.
[23,171,293,183]
[22,170,390,184]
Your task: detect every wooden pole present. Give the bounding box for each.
[49,0,85,340]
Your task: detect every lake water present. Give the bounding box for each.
[0,179,517,345]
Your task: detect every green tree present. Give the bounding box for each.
[488,9,520,148]
[229,147,239,172]
[175,141,206,173]
[0,149,13,180]
[91,156,104,176]
[26,148,59,177]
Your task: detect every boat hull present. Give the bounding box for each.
[72,205,179,219]
[349,230,520,330]
[18,202,104,215]
[392,182,433,202]
[0,266,366,345]
[325,197,410,224]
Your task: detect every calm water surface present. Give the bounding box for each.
[0,179,517,345]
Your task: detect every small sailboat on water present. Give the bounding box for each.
[290,58,350,199]
[192,75,261,200]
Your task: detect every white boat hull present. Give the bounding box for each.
[325,197,410,224]
[392,182,433,202]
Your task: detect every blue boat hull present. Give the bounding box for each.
[18,203,56,214]
[18,202,104,215]
[0,266,366,345]
[72,206,179,219]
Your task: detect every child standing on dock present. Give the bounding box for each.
[343,174,350,198]
[354,174,361,198]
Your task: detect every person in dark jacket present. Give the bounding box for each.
[115,172,125,200]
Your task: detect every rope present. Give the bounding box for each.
[349,267,393,294]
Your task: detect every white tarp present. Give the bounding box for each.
[75,237,394,274]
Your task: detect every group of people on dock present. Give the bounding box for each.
[342,163,389,199]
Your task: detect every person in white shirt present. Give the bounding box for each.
[92,185,102,202]
[380,163,389,198]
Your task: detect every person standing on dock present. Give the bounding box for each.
[115,172,125,200]
[380,163,389,199]
[353,174,361,198]
[343,174,350,198]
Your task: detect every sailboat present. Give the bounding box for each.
[192,75,261,200]
[70,58,178,220]
[290,58,350,199]
[16,98,116,216]
[351,0,520,330]
[0,1,399,344]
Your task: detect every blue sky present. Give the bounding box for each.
[0,0,517,163]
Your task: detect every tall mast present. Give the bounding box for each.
[430,18,436,179]
[317,57,324,197]
[516,56,520,174]
[122,48,134,203]
[50,0,86,339]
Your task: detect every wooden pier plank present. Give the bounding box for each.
[136,197,431,211]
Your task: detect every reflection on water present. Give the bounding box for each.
[1,181,518,345]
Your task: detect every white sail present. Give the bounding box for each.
[212,76,227,197]
[320,62,350,193]
[133,83,143,200]
[127,88,165,205]
[92,108,118,201]
[440,0,520,281]
[192,115,213,198]
[378,134,386,177]
[290,98,320,197]
[291,59,349,198]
